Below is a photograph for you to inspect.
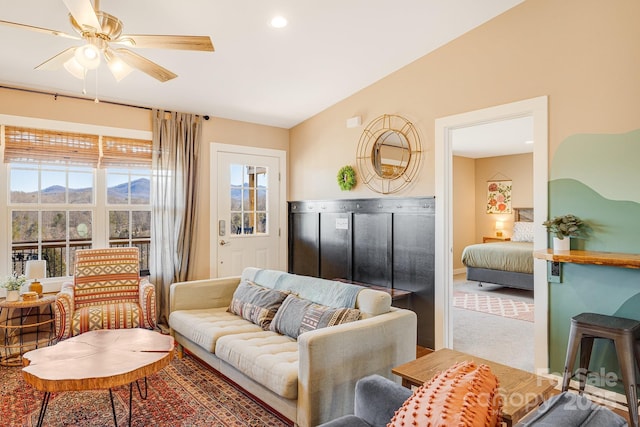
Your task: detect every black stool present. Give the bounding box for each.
[561,312,640,427]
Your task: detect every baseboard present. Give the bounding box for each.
[453,267,466,276]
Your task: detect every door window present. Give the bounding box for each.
[229,164,268,235]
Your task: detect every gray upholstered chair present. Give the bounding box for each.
[318,375,628,427]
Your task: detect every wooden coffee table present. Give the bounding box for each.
[392,348,557,427]
[22,328,174,427]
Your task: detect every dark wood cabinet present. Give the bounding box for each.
[288,197,435,348]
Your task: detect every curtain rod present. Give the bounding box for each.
[0,85,210,120]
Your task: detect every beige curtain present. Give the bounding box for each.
[151,109,202,326]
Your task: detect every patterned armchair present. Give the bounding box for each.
[54,247,156,340]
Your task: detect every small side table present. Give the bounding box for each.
[0,295,57,366]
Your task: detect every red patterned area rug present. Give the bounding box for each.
[0,355,291,427]
[453,291,534,322]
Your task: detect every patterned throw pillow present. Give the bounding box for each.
[270,294,361,339]
[228,280,289,330]
[512,221,534,242]
[389,360,502,427]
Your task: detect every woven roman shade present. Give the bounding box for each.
[101,136,153,168]
[4,126,100,166]
[3,126,152,168]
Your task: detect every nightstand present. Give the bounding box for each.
[483,236,511,243]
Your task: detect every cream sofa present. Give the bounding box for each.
[168,268,417,427]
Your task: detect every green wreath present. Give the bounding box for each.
[337,165,357,191]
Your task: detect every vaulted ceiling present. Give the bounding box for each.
[0,0,523,129]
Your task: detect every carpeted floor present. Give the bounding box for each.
[1,355,291,427]
[452,274,535,372]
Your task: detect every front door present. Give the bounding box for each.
[215,149,282,277]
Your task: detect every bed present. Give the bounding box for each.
[461,208,534,291]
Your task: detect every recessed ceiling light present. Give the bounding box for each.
[270,16,288,29]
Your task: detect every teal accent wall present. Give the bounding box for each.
[548,130,640,391]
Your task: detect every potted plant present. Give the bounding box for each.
[543,214,589,252]
[2,272,26,302]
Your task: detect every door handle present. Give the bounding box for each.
[219,239,231,246]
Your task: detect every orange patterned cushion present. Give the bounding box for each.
[72,302,142,336]
[74,248,140,308]
[388,360,502,427]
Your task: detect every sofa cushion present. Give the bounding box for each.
[215,331,299,399]
[269,294,361,339]
[72,302,141,336]
[389,360,502,427]
[228,280,289,329]
[169,307,263,352]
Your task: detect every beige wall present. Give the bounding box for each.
[0,87,289,280]
[475,153,533,241]
[452,156,475,270]
[289,0,640,201]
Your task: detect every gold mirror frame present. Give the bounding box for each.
[356,114,422,194]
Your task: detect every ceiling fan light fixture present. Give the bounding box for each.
[63,55,86,79]
[105,50,133,82]
[74,43,101,69]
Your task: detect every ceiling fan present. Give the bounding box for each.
[0,0,214,83]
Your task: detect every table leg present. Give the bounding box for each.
[109,389,118,427]
[36,391,51,427]
[135,377,148,399]
[129,382,133,427]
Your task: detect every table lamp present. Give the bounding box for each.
[495,221,504,237]
[25,260,46,297]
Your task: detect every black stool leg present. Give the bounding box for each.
[578,336,595,394]
[614,336,639,427]
[563,325,583,392]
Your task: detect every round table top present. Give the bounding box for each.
[0,294,56,309]
[22,328,174,392]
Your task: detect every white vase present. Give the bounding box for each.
[553,237,571,253]
[6,290,20,302]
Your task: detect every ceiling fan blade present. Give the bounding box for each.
[63,0,102,33]
[34,47,77,70]
[0,20,80,39]
[115,34,214,52]
[115,49,177,82]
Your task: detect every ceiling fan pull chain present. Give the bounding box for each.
[94,70,99,103]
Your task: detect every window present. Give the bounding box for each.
[229,164,268,235]
[106,168,151,272]
[3,125,152,278]
[9,163,94,277]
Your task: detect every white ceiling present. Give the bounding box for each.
[0,0,524,129]
[452,116,534,159]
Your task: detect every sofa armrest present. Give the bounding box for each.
[169,276,241,313]
[297,308,417,427]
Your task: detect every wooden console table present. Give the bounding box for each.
[392,348,557,427]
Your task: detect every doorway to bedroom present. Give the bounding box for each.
[434,96,549,373]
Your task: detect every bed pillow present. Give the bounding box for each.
[270,294,361,339]
[389,360,502,427]
[512,221,534,242]
[228,280,289,330]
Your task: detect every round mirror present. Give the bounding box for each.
[356,114,422,194]
[371,130,411,179]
